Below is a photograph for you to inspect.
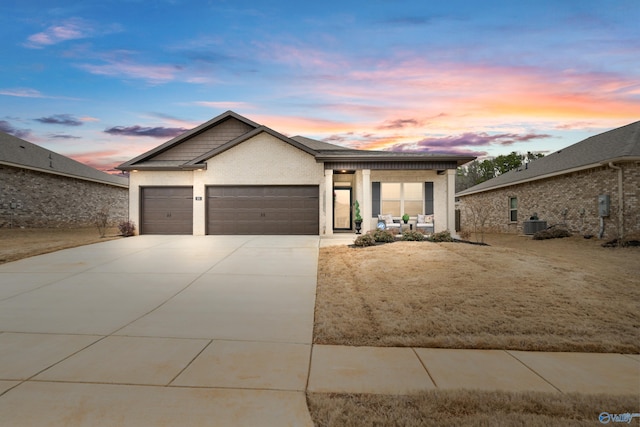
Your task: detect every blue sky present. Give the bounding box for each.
[1,0,639,172]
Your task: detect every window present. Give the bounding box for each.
[381,183,401,216]
[509,197,518,222]
[381,183,423,217]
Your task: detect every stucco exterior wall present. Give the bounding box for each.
[203,132,325,235]
[128,132,325,235]
[458,162,640,239]
[0,164,128,228]
[128,170,194,234]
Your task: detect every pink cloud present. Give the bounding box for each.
[25,18,93,49]
[0,88,44,98]
[78,58,180,84]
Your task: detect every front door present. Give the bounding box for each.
[333,187,352,230]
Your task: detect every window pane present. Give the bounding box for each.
[381,183,401,199]
[510,210,518,222]
[404,201,423,216]
[381,201,401,216]
[510,197,517,209]
[404,183,422,200]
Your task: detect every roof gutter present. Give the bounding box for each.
[315,154,476,166]
[1,160,129,188]
[457,157,640,197]
[117,164,207,172]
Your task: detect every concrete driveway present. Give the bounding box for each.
[0,235,318,426]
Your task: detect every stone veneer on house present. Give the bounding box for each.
[458,162,640,239]
[0,165,128,228]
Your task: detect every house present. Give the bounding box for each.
[456,121,640,239]
[117,111,475,235]
[0,132,129,228]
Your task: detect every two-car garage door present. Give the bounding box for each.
[140,185,318,235]
[207,185,318,235]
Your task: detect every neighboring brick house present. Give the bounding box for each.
[0,132,129,228]
[117,111,474,235]
[456,121,640,239]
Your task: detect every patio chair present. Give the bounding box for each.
[377,214,401,232]
[416,214,434,234]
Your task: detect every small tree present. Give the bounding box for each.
[95,205,110,238]
[463,198,491,243]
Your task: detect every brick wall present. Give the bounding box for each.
[458,162,640,239]
[0,165,128,228]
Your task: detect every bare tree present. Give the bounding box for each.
[463,198,491,243]
[95,205,110,238]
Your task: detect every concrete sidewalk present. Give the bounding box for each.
[308,345,640,395]
[0,235,637,426]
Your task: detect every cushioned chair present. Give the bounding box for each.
[377,214,401,232]
[416,214,434,234]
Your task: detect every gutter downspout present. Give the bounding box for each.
[608,162,624,239]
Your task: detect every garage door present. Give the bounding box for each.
[207,186,318,235]
[141,187,193,234]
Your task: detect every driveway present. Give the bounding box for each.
[0,235,318,426]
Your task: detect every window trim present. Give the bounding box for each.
[380,182,424,217]
[509,197,518,222]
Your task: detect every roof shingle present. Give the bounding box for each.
[457,121,640,196]
[1,132,128,187]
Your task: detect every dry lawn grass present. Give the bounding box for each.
[0,227,121,264]
[315,234,640,353]
[307,390,639,427]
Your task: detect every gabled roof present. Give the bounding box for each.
[0,132,128,187]
[117,110,261,170]
[293,135,475,166]
[117,110,476,171]
[185,126,318,166]
[291,135,352,151]
[457,121,640,197]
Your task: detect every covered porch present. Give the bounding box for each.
[322,166,457,236]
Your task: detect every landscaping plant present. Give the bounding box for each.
[533,227,571,240]
[372,229,395,243]
[118,220,136,237]
[94,205,110,238]
[428,230,454,242]
[401,230,424,241]
[353,234,376,247]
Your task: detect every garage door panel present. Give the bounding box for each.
[141,187,193,235]
[207,185,318,235]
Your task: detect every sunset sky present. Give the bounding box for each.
[1,0,638,172]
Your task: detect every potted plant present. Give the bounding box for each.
[354,200,363,234]
[402,213,410,224]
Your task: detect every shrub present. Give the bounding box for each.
[533,227,571,240]
[354,234,376,247]
[428,230,454,242]
[402,230,424,241]
[118,220,136,237]
[372,229,395,243]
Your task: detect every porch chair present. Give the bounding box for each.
[377,214,401,232]
[416,214,434,234]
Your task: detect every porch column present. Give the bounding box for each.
[447,169,456,236]
[362,169,371,232]
[324,169,333,236]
